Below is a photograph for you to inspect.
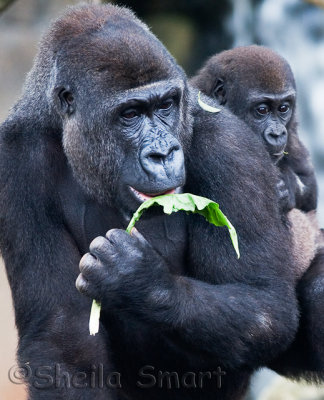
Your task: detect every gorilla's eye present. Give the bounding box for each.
[121,109,138,120]
[256,105,269,116]
[278,104,289,113]
[158,99,173,110]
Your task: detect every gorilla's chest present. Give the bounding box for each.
[58,170,187,275]
[136,210,187,275]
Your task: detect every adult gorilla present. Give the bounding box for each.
[0,4,298,400]
[0,4,189,399]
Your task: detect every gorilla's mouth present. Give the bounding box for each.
[270,143,286,159]
[265,140,286,159]
[129,186,181,203]
[272,148,286,161]
[272,149,285,157]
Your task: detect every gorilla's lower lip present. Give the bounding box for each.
[272,147,285,158]
[272,150,285,157]
[271,145,286,157]
[129,186,180,203]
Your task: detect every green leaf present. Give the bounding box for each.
[89,193,240,335]
[198,91,221,113]
[126,193,239,258]
[89,299,101,336]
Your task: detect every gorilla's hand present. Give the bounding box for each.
[76,228,174,309]
[277,175,294,212]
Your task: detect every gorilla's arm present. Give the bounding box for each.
[77,106,299,371]
[270,248,324,381]
[279,134,318,212]
[0,119,115,400]
[78,227,297,371]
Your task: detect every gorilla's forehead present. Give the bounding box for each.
[106,79,185,106]
[64,35,180,90]
[210,46,296,93]
[46,4,184,90]
[83,53,185,91]
[246,88,296,103]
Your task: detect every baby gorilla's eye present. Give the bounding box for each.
[278,104,290,113]
[121,109,138,119]
[158,99,173,110]
[256,105,270,116]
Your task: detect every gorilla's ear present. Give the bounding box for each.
[213,79,226,105]
[56,87,75,115]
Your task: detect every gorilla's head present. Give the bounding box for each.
[25,5,191,215]
[191,45,296,163]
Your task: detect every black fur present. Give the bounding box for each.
[0,6,299,400]
[270,247,324,382]
[77,87,299,399]
[0,5,189,399]
[191,45,324,380]
[191,45,318,213]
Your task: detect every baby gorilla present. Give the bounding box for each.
[191,45,317,215]
[191,45,322,276]
[191,45,324,379]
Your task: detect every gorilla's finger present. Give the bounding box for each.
[76,274,89,294]
[79,252,98,274]
[106,228,130,244]
[130,227,151,247]
[89,236,113,259]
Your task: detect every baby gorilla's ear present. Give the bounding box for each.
[213,79,226,105]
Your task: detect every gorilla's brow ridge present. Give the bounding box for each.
[105,79,184,108]
[247,89,296,103]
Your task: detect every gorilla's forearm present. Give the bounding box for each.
[77,228,298,371]
[270,249,324,380]
[294,170,318,212]
[286,140,318,212]
[130,277,298,369]
[1,231,115,399]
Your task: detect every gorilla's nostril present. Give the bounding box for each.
[170,145,180,153]
[148,146,179,164]
[149,154,164,163]
[269,133,279,140]
[139,137,184,178]
[267,131,286,142]
[166,145,180,160]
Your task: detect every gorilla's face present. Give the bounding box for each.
[60,78,187,216]
[191,46,297,165]
[212,80,295,163]
[233,88,296,163]
[48,6,191,217]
